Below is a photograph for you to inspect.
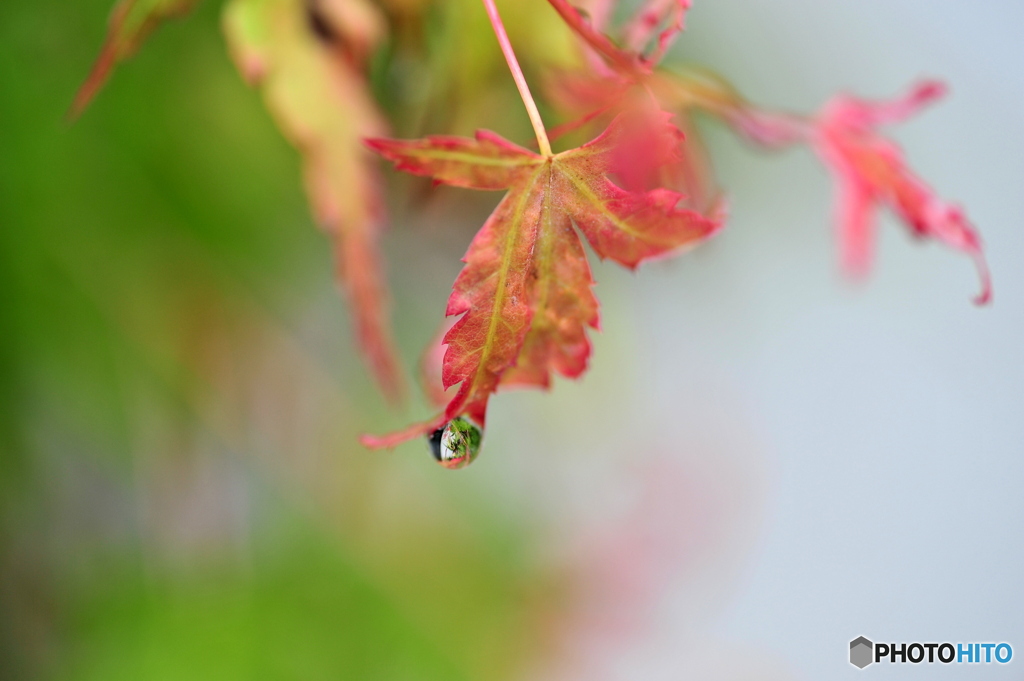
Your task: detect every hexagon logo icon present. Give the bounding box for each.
[850,636,874,669]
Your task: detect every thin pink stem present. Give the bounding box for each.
[481,0,552,156]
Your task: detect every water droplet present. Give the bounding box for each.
[427,417,482,470]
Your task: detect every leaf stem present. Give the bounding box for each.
[481,0,552,157]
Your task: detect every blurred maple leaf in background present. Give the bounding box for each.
[75,0,408,402]
[222,0,406,401]
[547,0,990,304]
[813,81,991,304]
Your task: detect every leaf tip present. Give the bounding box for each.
[971,253,993,307]
[362,137,389,154]
[360,415,447,451]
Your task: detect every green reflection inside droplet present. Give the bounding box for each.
[429,417,482,470]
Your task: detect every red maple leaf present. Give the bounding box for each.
[813,81,991,304]
[361,115,721,448]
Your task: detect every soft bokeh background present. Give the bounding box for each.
[1,1,1021,680]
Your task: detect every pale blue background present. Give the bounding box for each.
[484,1,1024,678]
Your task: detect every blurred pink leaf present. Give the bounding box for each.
[814,81,992,304]
[224,0,407,401]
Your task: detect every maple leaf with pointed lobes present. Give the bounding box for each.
[814,81,991,305]
[361,115,721,449]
